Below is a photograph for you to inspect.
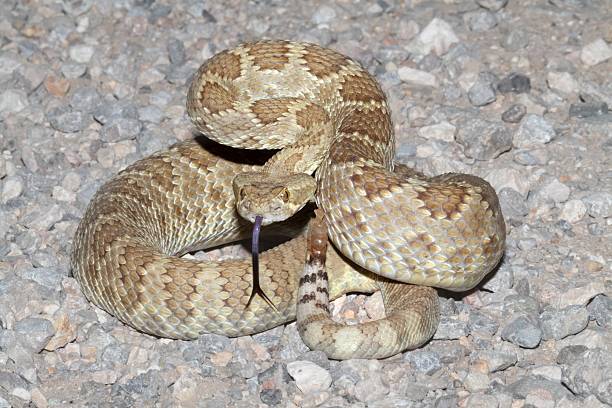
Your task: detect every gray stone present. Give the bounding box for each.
[406,18,460,56]
[497,73,531,94]
[354,371,390,403]
[582,192,612,218]
[138,106,164,124]
[433,315,469,340]
[167,38,186,65]
[513,114,556,148]
[580,38,612,66]
[1,175,23,203]
[468,311,499,336]
[404,350,442,374]
[587,295,612,327]
[468,74,497,106]
[455,118,511,160]
[397,66,438,87]
[540,305,589,340]
[464,394,499,408]
[547,71,579,94]
[502,30,530,51]
[498,188,528,222]
[48,106,90,133]
[506,375,571,401]
[93,101,139,125]
[286,360,332,393]
[501,315,542,348]
[481,261,514,292]
[70,87,101,112]
[476,0,509,10]
[502,104,527,123]
[569,102,608,118]
[504,294,541,316]
[61,62,87,79]
[69,44,95,63]
[557,346,612,405]
[100,117,142,142]
[474,349,517,372]
[311,6,336,24]
[513,148,549,166]
[13,317,55,352]
[464,11,498,32]
[0,89,28,114]
[559,199,587,223]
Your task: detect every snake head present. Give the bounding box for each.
[233,171,316,225]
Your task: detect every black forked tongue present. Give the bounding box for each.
[245,215,278,311]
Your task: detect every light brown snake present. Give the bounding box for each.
[71,41,506,359]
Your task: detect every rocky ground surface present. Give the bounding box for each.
[1,0,611,407]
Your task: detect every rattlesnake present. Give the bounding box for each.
[71,41,505,359]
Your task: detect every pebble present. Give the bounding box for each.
[569,102,608,118]
[44,75,71,97]
[500,315,542,348]
[501,103,527,123]
[404,350,443,375]
[167,38,186,65]
[311,6,336,25]
[559,199,587,223]
[464,11,498,32]
[47,106,89,133]
[472,349,517,373]
[417,121,456,142]
[468,73,497,106]
[397,66,438,87]
[354,371,390,403]
[547,71,579,95]
[286,361,332,394]
[513,114,556,148]
[406,18,460,56]
[540,305,589,340]
[476,0,509,10]
[553,281,606,309]
[13,317,55,352]
[497,73,531,94]
[0,89,28,115]
[557,346,612,405]
[580,38,612,66]
[455,118,511,160]
[1,175,23,203]
[587,295,612,327]
[69,44,95,63]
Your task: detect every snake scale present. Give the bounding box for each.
[72,41,506,359]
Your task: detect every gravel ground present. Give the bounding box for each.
[1,0,611,407]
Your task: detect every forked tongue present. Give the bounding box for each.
[245,215,278,311]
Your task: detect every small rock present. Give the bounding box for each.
[486,167,530,196]
[417,121,456,142]
[531,365,563,382]
[61,62,87,79]
[559,199,587,223]
[70,87,101,112]
[539,178,571,204]
[554,281,605,309]
[547,71,579,95]
[167,38,186,65]
[468,74,497,106]
[311,6,336,24]
[476,0,509,10]
[587,295,612,327]
[286,361,332,393]
[463,372,490,392]
[513,148,549,166]
[404,350,442,375]
[433,316,468,340]
[502,29,530,51]
[501,315,542,348]
[507,375,571,401]
[100,118,142,142]
[582,192,612,218]
[138,106,164,124]
[513,114,555,148]
[502,104,527,123]
[540,305,590,340]
[48,106,89,133]
[464,393,499,408]
[0,89,28,114]
[13,317,55,352]
[464,10,497,32]
[580,38,612,66]
[44,75,71,97]
[569,102,608,118]
[497,73,531,94]
[456,118,511,160]
[69,44,94,63]
[397,66,438,87]
[473,349,517,373]
[1,176,23,203]
[354,371,390,403]
[468,311,499,336]
[25,205,64,231]
[557,346,612,405]
[406,18,460,56]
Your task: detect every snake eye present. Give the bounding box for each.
[280,189,290,203]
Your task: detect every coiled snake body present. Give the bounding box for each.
[72,41,505,359]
